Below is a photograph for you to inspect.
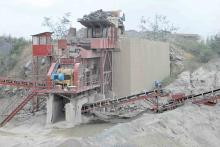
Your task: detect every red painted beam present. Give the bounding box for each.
[0,90,37,127]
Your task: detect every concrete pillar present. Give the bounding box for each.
[47,94,65,124]
[65,97,88,126]
[46,94,54,124]
[65,102,74,124]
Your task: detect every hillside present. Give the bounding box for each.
[0,36,30,77]
[9,45,32,79]
[0,37,12,55]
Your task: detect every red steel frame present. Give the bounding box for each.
[100,50,113,94]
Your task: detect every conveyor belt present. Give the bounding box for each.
[0,77,47,88]
[82,88,220,113]
[1,74,220,126]
[157,89,220,112]
[81,90,163,113]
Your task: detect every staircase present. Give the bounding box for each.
[0,89,37,127]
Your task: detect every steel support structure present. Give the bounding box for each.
[32,56,52,112]
[100,50,113,95]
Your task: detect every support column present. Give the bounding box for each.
[46,94,64,124]
[46,94,54,124]
[65,97,88,126]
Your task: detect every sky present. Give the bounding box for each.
[0,0,220,39]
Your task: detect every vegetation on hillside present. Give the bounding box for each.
[0,36,29,75]
[174,35,220,63]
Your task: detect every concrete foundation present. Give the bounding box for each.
[65,97,88,126]
[47,94,89,126]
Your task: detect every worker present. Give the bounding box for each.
[154,80,161,89]
[154,80,163,94]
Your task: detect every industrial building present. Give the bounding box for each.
[0,10,170,127]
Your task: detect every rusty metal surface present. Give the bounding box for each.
[91,38,116,49]
[32,45,52,56]
[58,39,67,49]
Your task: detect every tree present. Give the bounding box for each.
[209,34,220,55]
[140,14,178,41]
[42,12,72,39]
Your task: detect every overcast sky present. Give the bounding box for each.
[0,0,220,39]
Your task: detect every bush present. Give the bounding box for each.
[198,48,216,63]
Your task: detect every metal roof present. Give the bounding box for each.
[31,32,53,36]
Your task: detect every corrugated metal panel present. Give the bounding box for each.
[32,45,52,56]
